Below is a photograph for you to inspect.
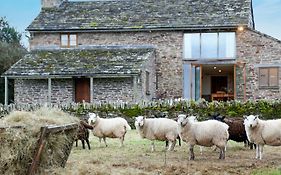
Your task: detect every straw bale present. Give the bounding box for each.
[0,107,79,175]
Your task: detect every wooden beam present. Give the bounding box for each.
[4,77,8,105]
[48,78,52,105]
[133,76,138,102]
[90,77,93,103]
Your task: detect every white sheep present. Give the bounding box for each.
[178,114,229,160]
[88,113,131,147]
[244,115,281,160]
[135,116,180,151]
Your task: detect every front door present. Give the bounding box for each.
[75,78,90,103]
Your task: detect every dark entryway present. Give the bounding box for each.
[75,78,90,103]
[211,76,228,93]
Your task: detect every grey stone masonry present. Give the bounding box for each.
[30,31,182,99]
[14,79,73,104]
[92,77,135,103]
[236,29,281,100]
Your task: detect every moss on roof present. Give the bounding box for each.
[27,0,254,31]
[3,46,155,77]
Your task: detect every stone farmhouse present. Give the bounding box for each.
[2,0,281,105]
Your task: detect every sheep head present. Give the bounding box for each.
[135,116,145,127]
[244,115,259,128]
[177,114,188,126]
[88,113,98,125]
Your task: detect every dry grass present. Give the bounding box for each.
[0,108,79,175]
[50,130,281,175]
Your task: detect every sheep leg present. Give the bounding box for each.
[86,139,91,150]
[219,146,225,159]
[199,146,203,155]
[81,140,85,149]
[120,136,124,147]
[189,145,195,160]
[99,138,103,147]
[259,145,264,160]
[151,141,155,152]
[256,144,260,159]
[75,140,78,147]
[168,141,176,151]
[103,137,108,147]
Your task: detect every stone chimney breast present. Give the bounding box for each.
[41,0,67,8]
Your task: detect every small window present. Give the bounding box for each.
[60,34,77,47]
[145,71,150,95]
[259,67,279,88]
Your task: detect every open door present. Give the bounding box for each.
[183,64,201,100]
[75,78,90,103]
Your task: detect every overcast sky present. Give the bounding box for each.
[0,0,280,48]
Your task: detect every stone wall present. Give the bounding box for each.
[92,77,135,103]
[14,79,48,104]
[30,31,184,99]
[236,29,281,100]
[14,79,73,104]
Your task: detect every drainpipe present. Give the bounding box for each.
[4,77,8,105]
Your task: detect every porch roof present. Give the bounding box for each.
[27,0,254,31]
[3,46,155,78]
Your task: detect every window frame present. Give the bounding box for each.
[183,32,236,60]
[145,71,150,95]
[60,33,78,48]
[258,67,279,88]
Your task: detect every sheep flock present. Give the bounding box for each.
[72,112,281,161]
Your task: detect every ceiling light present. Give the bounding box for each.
[218,70,222,73]
[238,26,244,32]
[213,66,217,69]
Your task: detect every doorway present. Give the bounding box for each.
[211,76,227,93]
[75,78,90,103]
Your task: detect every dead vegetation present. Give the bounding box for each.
[0,108,79,175]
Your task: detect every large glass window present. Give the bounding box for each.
[259,67,279,88]
[184,32,236,60]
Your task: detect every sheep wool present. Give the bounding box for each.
[178,114,229,160]
[244,115,281,159]
[88,113,131,147]
[135,116,180,151]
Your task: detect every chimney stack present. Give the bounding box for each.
[41,0,67,8]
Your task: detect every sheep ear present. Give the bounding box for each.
[222,116,225,120]
[243,115,247,120]
[254,115,258,120]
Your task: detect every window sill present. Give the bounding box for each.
[259,86,279,90]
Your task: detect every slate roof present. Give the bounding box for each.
[27,0,254,31]
[3,46,155,78]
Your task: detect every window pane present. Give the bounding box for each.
[269,68,278,86]
[69,34,77,46]
[259,68,268,86]
[61,34,68,46]
[201,33,218,58]
[219,32,235,58]
[184,33,200,59]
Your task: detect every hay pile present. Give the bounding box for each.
[0,107,79,175]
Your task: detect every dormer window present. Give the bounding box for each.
[60,34,77,47]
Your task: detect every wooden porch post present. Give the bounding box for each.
[90,77,93,103]
[243,63,247,102]
[48,78,52,105]
[4,77,8,105]
[133,76,138,102]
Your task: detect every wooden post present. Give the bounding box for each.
[243,63,247,102]
[90,77,93,103]
[28,127,48,175]
[133,76,138,102]
[48,78,52,106]
[4,77,8,105]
